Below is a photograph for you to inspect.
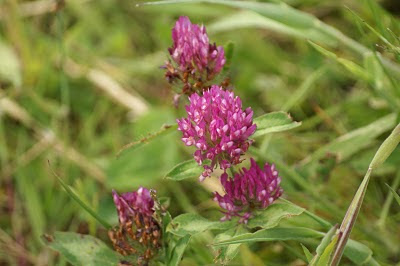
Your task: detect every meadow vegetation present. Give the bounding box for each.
[0,0,400,265]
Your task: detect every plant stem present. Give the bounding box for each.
[330,168,372,266]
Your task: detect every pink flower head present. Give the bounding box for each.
[214,158,283,224]
[177,85,256,181]
[110,187,162,264]
[112,187,155,225]
[164,16,227,98]
[169,16,225,74]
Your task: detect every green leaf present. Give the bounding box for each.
[167,213,235,236]
[253,111,301,137]
[311,224,338,265]
[212,226,373,264]
[344,239,373,265]
[117,123,178,158]
[50,165,112,229]
[213,227,324,246]
[317,234,339,266]
[164,159,205,181]
[301,244,313,263]
[43,232,122,266]
[168,235,191,266]
[369,123,400,169]
[386,183,400,206]
[308,40,337,59]
[214,226,248,264]
[247,203,304,229]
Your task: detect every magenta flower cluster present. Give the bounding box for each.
[164,16,227,100]
[108,14,284,265]
[112,187,154,224]
[171,15,283,222]
[177,85,256,181]
[169,16,225,75]
[214,159,283,223]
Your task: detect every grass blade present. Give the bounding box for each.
[301,244,313,263]
[369,123,400,169]
[139,0,400,78]
[317,234,339,266]
[377,172,400,227]
[331,122,400,266]
[49,162,112,229]
[330,167,372,266]
[385,183,400,206]
[310,224,338,265]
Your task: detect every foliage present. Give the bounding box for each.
[1,0,400,265]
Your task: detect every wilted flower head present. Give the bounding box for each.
[164,16,227,97]
[112,187,154,224]
[177,85,256,181]
[214,158,283,224]
[109,187,162,265]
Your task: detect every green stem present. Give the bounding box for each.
[330,168,372,266]
[331,122,400,265]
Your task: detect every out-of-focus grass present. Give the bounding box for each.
[0,0,399,265]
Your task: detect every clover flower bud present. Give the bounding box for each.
[164,16,227,97]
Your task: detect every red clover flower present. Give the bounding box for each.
[109,187,162,265]
[214,158,283,224]
[177,85,256,181]
[164,16,227,97]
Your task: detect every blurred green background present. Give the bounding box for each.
[0,0,400,265]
